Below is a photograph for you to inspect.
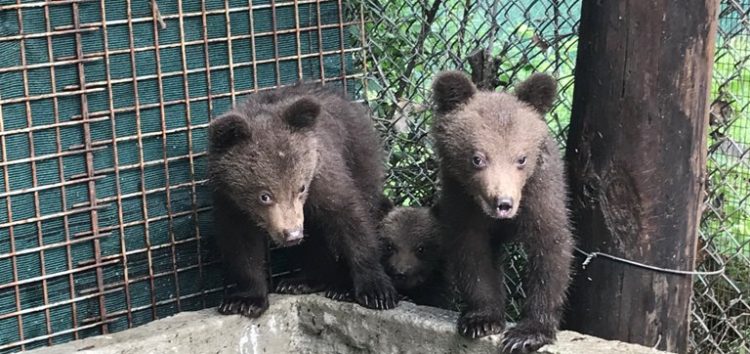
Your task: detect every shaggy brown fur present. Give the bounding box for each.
[378,206,456,309]
[431,71,574,353]
[209,84,397,318]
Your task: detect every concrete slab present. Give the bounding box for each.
[28,294,670,354]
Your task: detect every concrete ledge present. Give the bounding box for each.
[28,295,668,354]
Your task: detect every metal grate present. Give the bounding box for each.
[0,0,363,351]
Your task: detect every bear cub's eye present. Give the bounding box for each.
[259,193,273,205]
[299,185,306,193]
[416,246,425,255]
[471,153,487,169]
[385,243,395,253]
[516,156,527,168]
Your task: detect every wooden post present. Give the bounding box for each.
[563,1,718,353]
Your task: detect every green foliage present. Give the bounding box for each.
[696,35,750,353]
[703,36,750,256]
[362,0,581,205]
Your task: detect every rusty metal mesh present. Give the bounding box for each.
[0,0,363,351]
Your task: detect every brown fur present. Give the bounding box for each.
[209,84,397,318]
[378,206,457,309]
[431,71,574,353]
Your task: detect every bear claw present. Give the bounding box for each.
[218,295,268,318]
[274,278,324,294]
[501,321,554,353]
[354,279,398,310]
[457,311,505,339]
[324,286,355,302]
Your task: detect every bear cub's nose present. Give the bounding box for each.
[393,273,408,282]
[495,197,514,212]
[283,228,304,243]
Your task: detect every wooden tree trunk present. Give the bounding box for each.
[563,1,719,352]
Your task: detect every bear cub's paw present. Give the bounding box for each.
[353,274,399,310]
[324,284,355,302]
[457,309,506,339]
[218,293,269,318]
[274,278,325,295]
[501,321,555,353]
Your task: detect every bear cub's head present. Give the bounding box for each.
[379,207,442,290]
[208,96,321,246]
[432,71,557,219]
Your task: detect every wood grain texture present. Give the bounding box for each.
[562,1,719,352]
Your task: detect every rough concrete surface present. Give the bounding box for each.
[28,294,670,354]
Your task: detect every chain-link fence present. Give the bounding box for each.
[361,0,580,324]
[362,0,750,353]
[692,1,750,353]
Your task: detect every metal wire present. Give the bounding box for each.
[575,246,726,277]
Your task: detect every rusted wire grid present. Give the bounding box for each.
[0,0,365,351]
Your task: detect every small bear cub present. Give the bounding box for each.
[431,71,574,353]
[208,84,397,318]
[378,206,455,309]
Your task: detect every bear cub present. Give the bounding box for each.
[378,206,456,310]
[431,71,574,353]
[208,84,398,318]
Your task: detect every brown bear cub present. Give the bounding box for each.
[378,206,456,310]
[208,84,397,318]
[431,71,574,353]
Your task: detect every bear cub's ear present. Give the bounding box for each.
[432,71,477,114]
[283,97,321,131]
[514,73,558,114]
[208,113,251,151]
